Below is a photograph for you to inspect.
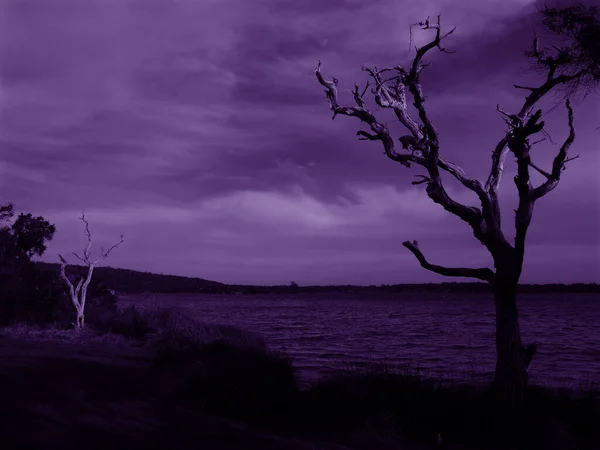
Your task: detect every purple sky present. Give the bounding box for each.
[1,0,598,285]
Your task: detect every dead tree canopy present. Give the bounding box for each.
[315,11,595,280]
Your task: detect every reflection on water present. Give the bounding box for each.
[120,292,600,388]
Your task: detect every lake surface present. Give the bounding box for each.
[120,292,600,389]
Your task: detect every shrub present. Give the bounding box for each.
[0,263,68,326]
[0,273,27,325]
[177,340,298,425]
[141,306,267,366]
[296,364,600,449]
[89,305,151,339]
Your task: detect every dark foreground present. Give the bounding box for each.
[1,322,599,450]
[0,334,350,450]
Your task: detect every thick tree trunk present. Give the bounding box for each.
[491,270,528,407]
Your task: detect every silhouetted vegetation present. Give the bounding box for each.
[30,262,600,295]
[0,203,59,325]
[1,309,599,449]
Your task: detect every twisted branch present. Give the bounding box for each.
[532,100,577,201]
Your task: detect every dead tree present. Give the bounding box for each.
[315,11,598,406]
[58,212,123,331]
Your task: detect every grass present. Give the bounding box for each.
[1,304,599,450]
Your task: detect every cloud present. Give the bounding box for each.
[44,183,448,232]
[2,0,598,284]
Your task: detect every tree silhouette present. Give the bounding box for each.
[11,213,56,259]
[0,204,57,323]
[0,205,56,270]
[315,6,599,406]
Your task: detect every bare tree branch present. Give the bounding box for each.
[496,104,520,127]
[74,211,93,262]
[505,100,574,266]
[402,240,495,282]
[528,161,552,179]
[356,130,380,141]
[411,175,432,185]
[530,138,546,146]
[532,100,577,200]
[316,60,423,169]
[72,252,86,263]
[508,112,546,265]
[95,234,125,264]
[363,15,456,147]
[316,14,508,251]
[362,65,422,139]
[58,254,76,301]
[75,277,84,298]
[436,157,489,201]
[405,15,456,158]
[352,81,370,108]
[513,84,537,91]
[317,60,492,245]
[486,29,589,219]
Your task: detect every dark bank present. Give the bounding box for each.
[1,292,599,450]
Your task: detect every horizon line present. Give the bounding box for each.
[35,261,600,287]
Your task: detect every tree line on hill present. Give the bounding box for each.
[32,262,600,295]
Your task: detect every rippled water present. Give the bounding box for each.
[121,292,600,388]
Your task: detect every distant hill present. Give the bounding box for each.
[34,262,599,295]
[34,262,226,293]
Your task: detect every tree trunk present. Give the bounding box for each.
[75,308,85,331]
[492,273,528,407]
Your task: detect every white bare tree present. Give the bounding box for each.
[58,212,124,331]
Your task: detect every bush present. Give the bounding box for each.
[294,364,600,449]
[88,305,151,339]
[107,306,298,426]
[0,263,67,326]
[301,364,450,435]
[177,340,298,425]
[139,307,266,366]
[0,273,27,325]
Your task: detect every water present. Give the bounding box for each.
[120,292,600,389]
